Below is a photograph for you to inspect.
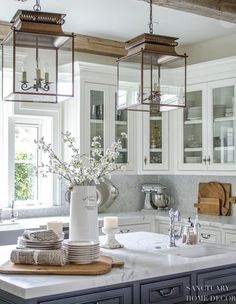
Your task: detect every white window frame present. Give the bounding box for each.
[8,115,54,207]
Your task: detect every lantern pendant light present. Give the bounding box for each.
[1,0,74,103]
[117,0,187,112]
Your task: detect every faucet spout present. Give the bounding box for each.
[168,208,181,248]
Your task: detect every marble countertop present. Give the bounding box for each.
[1,210,236,232]
[0,212,152,232]
[1,232,236,299]
[149,210,236,230]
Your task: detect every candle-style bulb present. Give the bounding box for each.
[21,62,27,82]
[44,63,50,83]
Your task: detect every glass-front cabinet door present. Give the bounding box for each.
[81,83,109,155]
[142,110,168,170]
[112,85,134,170]
[177,83,207,170]
[84,83,134,171]
[208,79,236,170]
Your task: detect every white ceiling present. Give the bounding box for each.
[0,0,235,46]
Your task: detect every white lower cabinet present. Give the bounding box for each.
[99,221,152,236]
[224,230,236,247]
[200,227,222,244]
[118,223,151,234]
[155,219,223,244]
[155,221,169,235]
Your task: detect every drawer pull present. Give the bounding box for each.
[120,229,130,233]
[157,287,175,297]
[230,240,236,244]
[201,233,211,239]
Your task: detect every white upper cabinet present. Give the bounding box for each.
[207,79,236,170]
[142,111,169,171]
[177,58,236,173]
[177,83,207,170]
[65,63,135,173]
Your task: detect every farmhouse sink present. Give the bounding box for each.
[0,221,20,226]
[162,244,230,259]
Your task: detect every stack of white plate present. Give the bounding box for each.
[64,240,100,264]
[187,107,202,120]
[185,156,202,163]
[17,236,63,250]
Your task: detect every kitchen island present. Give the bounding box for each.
[1,232,236,304]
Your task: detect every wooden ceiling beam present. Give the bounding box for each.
[0,21,127,58]
[143,0,236,23]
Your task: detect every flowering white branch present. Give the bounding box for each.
[34,132,127,188]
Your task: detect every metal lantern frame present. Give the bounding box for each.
[117,0,187,112]
[117,47,187,112]
[1,7,74,103]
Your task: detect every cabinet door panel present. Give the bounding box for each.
[224,231,236,247]
[197,266,236,297]
[84,83,110,158]
[143,111,169,170]
[208,79,236,170]
[111,85,134,171]
[200,227,221,244]
[141,276,191,304]
[177,83,207,171]
[40,287,132,304]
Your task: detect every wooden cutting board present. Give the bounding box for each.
[194,198,221,216]
[221,183,231,216]
[196,182,236,216]
[0,255,124,276]
[198,182,226,204]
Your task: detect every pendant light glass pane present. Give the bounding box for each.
[58,37,74,101]
[117,50,186,112]
[142,52,186,111]
[2,8,74,104]
[2,34,14,101]
[117,53,141,111]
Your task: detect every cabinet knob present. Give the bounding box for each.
[207,156,211,165]
[202,156,207,165]
[144,156,147,165]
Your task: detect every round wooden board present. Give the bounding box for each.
[198,182,226,203]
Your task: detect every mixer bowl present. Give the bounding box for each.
[151,193,169,209]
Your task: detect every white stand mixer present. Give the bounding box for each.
[141,184,172,210]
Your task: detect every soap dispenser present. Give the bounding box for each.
[194,215,201,243]
[182,217,195,245]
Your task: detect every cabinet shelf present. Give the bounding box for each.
[150,116,162,121]
[214,146,235,151]
[214,117,234,123]
[90,119,104,124]
[184,147,203,152]
[115,121,127,125]
[150,148,162,152]
[184,119,202,125]
[90,147,104,151]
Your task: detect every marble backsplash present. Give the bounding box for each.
[107,175,236,216]
[10,175,236,219]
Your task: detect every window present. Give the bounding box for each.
[8,115,55,208]
[14,124,39,204]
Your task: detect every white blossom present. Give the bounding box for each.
[34,132,125,189]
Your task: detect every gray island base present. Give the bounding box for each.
[1,232,236,304]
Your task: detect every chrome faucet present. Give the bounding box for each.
[168,208,182,248]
